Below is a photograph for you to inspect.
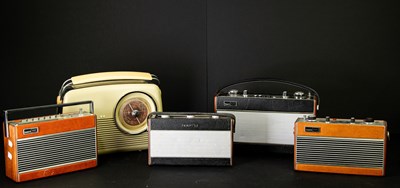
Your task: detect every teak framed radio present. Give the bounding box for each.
[3,101,97,182]
[294,116,388,176]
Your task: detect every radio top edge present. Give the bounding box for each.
[221,89,315,100]
[9,110,93,126]
[148,112,235,120]
[298,115,386,126]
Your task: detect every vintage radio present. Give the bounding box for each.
[3,101,97,182]
[58,71,162,154]
[294,116,388,176]
[147,112,235,166]
[215,79,319,147]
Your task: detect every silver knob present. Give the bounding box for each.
[243,90,248,97]
[294,91,304,99]
[228,89,238,96]
[282,91,288,99]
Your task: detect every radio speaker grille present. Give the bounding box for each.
[296,136,384,168]
[17,128,96,173]
[96,118,148,151]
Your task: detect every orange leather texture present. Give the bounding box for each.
[294,119,387,176]
[3,125,18,181]
[295,164,384,176]
[18,159,97,182]
[16,115,96,139]
[4,115,97,182]
[295,121,386,139]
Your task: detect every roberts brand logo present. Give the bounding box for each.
[181,124,199,128]
[23,127,39,135]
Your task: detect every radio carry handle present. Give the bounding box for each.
[216,78,320,110]
[3,100,94,138]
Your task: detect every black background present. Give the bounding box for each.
[2,0,399,187]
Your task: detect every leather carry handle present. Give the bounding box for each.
[3,101,94,138]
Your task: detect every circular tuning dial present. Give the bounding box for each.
[115,93,156,134]
[121,99,148,126]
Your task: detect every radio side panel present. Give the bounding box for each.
[4,124,19,181]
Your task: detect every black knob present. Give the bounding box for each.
[325,116,330,122]
[365,117,374,123]
[307,115,317,121]
[350,117,356,123]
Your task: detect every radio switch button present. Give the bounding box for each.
[7,152,12,160]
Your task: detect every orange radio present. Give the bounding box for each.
[294,116,388,176]
[3,101,97,182]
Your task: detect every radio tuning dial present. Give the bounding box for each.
[121,100,148,126]
[294,91,304,99]
[115,93,156,135]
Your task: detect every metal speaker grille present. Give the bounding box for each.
[96,118,148,151]
[296,136,384,168]
[17,128,96,173]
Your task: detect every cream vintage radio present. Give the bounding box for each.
[294,116,388,176]
[3,101,97,182]
[215,79,319,148]
[57,71,163,154]
[147,112,235,166]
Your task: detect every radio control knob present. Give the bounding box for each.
[325,116,330,122]
[365,117,374,123]
[243,90,248,97]
[228,89,238,97]
[306,115,317,121]
[350,117,356,123]
[282,91,288,99]
[294,91,304,99]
